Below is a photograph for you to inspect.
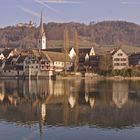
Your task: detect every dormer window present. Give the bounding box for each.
[118,53,123,56]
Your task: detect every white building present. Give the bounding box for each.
[111,48,129,70]
[37,11,47,51]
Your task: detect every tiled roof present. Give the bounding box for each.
[42,51,68,62]
[110,48,128,56]
[39,51,49,60]
[32,49,42,58]
[129,52,140,57]
[46,47,91,54]
[17,55,27,64]
[2,49,13,58]
[46,48,63,53]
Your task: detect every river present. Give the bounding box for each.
[0,79,140,140]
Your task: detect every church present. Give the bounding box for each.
[35,12,71,73]
[37,11,47,51]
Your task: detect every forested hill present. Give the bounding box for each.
[1,21,140,49]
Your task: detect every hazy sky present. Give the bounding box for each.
[0,0,140,27]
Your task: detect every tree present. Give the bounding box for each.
[74,30,79,73]
[63,27,69,75]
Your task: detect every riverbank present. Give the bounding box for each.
[1,73,140,81]
[106,76,140,80]
[56,73,140,81]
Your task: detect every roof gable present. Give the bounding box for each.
[2,49,13,58]
[17,55,27,64]
[89,47,96,56]
[112,49,128,58]
[42,51,69,62]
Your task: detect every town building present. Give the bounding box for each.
[0,48,18,60]
[111,48,129,70]
[2,55,19,76]
[42,51,70,73]
[78,47,100,72]
[129,52,140,67]
[0,11,71,79]
[37,11,47,51]
[16,21,35,28]
[88,47,100,71]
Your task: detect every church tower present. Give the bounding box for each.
[37,11,47,50]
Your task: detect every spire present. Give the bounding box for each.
[39,10,45,37]
[89,47,96,56]
[38,10,47,50]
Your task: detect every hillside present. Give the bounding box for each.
[1,21,140,49]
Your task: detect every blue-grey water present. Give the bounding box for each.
[0,79,140,140]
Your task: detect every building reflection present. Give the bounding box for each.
[84,79,101,108]
[0,82,5,102]
[0,79,140,134]
[112,81,128,108]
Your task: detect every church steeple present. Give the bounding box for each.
[38,10,47,50]
[39,10,45,37]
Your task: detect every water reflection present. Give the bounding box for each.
[0,79,140,132]
[112,81,128,108]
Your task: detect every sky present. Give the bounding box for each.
[0,0,140,27]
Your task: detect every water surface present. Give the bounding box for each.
[0,79,140,140]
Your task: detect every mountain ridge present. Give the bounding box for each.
[1,20,140,49]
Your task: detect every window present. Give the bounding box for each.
[121,63,126,66]
[118,53,123,56]
[114,63,120,66]
[114,58,120,61]
[121,58,126,61]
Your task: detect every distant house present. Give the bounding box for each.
[42,51,70,73]
[78,47,100,71]
[15,50,55,78]
[111,48,129,70]
[24,55,40,77]
[2,56,18,76]
[0,48,18,60]
[39,51,55,77]
[16,22,34,28]
[32,50,55,77]
[3,49,16,58]
[88,47,100,71]
[129,52,140,67]
[16,55,27,75]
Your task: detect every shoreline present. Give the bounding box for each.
[56,74,140,81]
[1,74,140,81]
